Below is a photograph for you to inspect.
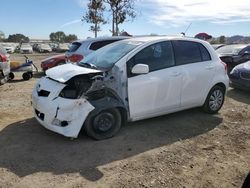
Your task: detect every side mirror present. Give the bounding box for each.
[131,64,149,75]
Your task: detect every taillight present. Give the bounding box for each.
[220,61,227,71]
[0,54,7,62]
[68,54,83,63]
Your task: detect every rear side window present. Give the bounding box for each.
[199,44,211,61]
[89,40,120,51]
[68,42,81,52]
[173,41,202,65]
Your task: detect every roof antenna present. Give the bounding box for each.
[181,23,192,36]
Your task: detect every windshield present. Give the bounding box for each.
[216,44,247,55]
[78,41,143,69]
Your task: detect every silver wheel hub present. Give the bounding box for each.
[209,90,223,111]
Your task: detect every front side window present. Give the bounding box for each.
[173,41,202,65]
[127,41,175,76]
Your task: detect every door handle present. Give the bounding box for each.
[206,65,215,70]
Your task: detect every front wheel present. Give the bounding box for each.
[9,72,15,80]
[202,85,225,114]
[85,108,122,140]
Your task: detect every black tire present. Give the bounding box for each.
[28,72,33,78]
[9,72,15,80]
[202,85,225,114]
[85,108,122,140]
[22,72,31,80]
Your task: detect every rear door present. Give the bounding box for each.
[127,41,182,120]
[172,40,215,107]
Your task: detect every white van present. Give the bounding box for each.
[32,36,229,140]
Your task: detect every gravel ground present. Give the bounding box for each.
[0,53,249,188]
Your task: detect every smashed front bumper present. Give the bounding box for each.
[32,77,95,138]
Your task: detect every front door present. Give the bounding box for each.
[127,41,182,121]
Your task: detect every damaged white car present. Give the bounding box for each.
[32,36,229,140]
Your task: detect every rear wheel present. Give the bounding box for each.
[85,108,122,140]
[22,72,31,80]
[202,85,225,114]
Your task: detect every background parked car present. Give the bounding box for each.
[41,54,66,72]
[0,44,10,84]
[49,43,58,51]
[216,44,250,73]
[32,43,39,52]
[229,61,250,90]
[56,43,69,52]
[211,44,225,50]
[65,36,130,63]
[20,43,33,54]
[1,43,15,53]
[37,44,52,53]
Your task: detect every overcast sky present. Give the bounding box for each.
[1,0,250,39]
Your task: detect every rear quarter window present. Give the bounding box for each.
[199,44,211,61]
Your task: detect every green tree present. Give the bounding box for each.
[104,0,136,36]
[65,34,78,43]
[6,34,29,43]
[49,31,66,43]
[0,31,5,42]
[219,35,226,44]
[82,0,106,38]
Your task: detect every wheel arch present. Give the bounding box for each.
[202,82,227,105]
[213,82,226,93]
[84,96,128,128]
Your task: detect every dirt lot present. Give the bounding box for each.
[0,53,249,188]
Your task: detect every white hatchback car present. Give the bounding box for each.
[32,36,229,140]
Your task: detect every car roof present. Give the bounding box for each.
[74,36,131,44]
[121,35,209,44]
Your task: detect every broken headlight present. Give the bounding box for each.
[59,76,92,99]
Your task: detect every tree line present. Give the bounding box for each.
[82,0,136,37]
[0,31,77,43]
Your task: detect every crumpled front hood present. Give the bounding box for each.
[46,63,101,83]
